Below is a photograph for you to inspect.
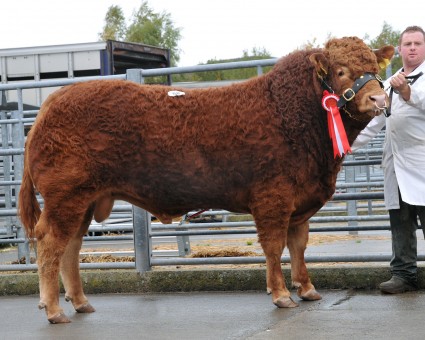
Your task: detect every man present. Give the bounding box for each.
[352,25,425,293]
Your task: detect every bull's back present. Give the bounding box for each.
[32,79,271,150]
[27,79,284,211]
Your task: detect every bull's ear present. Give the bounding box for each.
[309,53,329,78]
[374,45,395,70]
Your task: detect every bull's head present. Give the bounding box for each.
[309,36,395,120]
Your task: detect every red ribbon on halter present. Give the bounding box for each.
[321,90,351,158]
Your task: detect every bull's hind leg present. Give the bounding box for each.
[36,212,73,323]
[60,205,96,314]
[36,203,88,323]
[287,221,321,301]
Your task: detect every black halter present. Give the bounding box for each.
[320,73,384,109]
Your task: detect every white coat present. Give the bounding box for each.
[352,60,425,209]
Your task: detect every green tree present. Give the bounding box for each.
[298,37,320,50]
[98,5,126,41]
[298,33,335,50]
[99,1,182,66]
[194,47,273,82]
[241,47,272,59]
[368,21,401,77]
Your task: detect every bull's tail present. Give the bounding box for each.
[18,162,41,241]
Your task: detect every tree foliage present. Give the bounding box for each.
[298,33,335,50]
[192,47,273,82]
[367,21,401,77]
[99,1,181,66]
[98,5,126,41]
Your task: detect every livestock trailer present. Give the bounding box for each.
[0,40,170,240]
[0,40,171,109]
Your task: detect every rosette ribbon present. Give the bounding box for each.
[321,90,351,158]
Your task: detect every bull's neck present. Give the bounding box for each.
[341,112,372,145]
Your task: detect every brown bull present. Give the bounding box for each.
[18,37,394,323]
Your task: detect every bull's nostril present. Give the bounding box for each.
[370,94,387,109]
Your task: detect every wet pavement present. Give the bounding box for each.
[1,290,425,339]
[2,230,425,338]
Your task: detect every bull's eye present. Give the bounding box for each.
[337,70,344,77]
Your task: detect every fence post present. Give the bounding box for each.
[345,154,358,235]
[256,65,263,76]
[125,69,151,272]
[132,207,152,273]
[177,216,191,256]
[11,100,30,262]
[126,69,145,84]
[0,111,14,238]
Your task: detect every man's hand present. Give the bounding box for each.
[390,72,411,101]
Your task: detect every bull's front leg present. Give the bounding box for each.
[287,221,321,301]
[250,183,298,308]
[256,222,298,308]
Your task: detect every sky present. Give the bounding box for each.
[1,0,424,67]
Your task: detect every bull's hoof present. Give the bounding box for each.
[273,296,299,308]
[298,288,322,301]
[64,295,96,313]
[75,303,96,313]
[48,312,71,324]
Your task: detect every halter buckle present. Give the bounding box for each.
[342,88,355,102]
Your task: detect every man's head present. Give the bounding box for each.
[398,26,425,72]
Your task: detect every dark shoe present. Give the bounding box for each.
[379,276,417,294]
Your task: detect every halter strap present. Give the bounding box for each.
[337,73,383,108]
[319,73,384,110]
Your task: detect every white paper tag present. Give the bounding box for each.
[168,90,186,97]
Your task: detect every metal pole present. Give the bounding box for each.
[126,69,144,84]
[0,111,13,238]
[11,94,30,263]
[256,65,263,76]
[345,154,358,235]
[126,68,151,272]
[177,216,191,256]
[132,207,151,273]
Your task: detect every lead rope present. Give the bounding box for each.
[386,71,423,117]
[181,209,208,224]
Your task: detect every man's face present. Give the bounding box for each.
[398,31,425,69]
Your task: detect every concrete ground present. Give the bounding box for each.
[1,290,425,339]
[2,229,425,338]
